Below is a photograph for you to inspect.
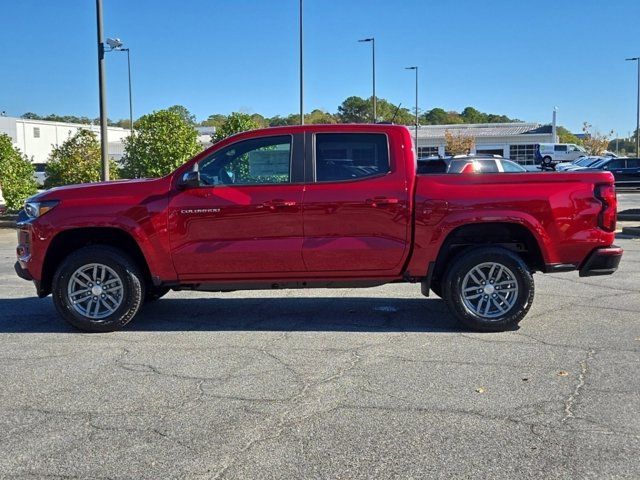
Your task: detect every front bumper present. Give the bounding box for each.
[579,245,623,277]
[14,261,33,281]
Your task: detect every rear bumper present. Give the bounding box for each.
[579,245,623,277]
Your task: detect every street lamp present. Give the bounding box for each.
[358,37,376,122]
[626,57,640,156]
[405,66,418,148]
[106,38,134,136]
[95,0,109,181]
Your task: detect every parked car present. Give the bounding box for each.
[0,185,6,214]
[33,163,47,187]
[556,156,606,171]
[536,143,587,166]
[584,157,640,189]
[15,124,622,333]
[418,155,526,174]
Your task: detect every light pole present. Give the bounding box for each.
[106,38,134,135]
[299,0,304,125]
[626,57,640,155]
[96,0,109,181]
[358,37,376,122]
[405,66,418,148]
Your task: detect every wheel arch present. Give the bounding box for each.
[431,222,545,285]
[40,227,152,297]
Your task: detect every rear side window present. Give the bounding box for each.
[604,159,625,169]
[625,158,640,168]
[554,145,567,152]
[315,133,389,182]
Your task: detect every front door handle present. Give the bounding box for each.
[366,196,399,207]
[262,199,297,210]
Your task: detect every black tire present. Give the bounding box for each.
[145,286,170,302]
[542,156,553,166]
[443,247,534,332]
[52,245,145,332]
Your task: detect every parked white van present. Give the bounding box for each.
[535,143,586,165]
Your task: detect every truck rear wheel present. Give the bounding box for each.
[52,245,145,332]
[443,247,534,332]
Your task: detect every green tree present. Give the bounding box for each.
[211,112,260,143]
[21,112,41,120]
[0,134,37,211]
[122,109,200,178]
[167,105,197,125]
[556,126,579,144]
[44,130,119,188]
[337,96,372,123]
[201,114,228,128]
[461,107,486,124]
[306,109,337,124]
[421,108,449,125]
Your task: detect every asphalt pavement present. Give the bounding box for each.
[0,227,639,479]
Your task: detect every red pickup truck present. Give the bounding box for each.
[15,124,622,332]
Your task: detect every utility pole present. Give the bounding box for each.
[405,66,418,147]
[626,57,640,155]
[96,0,109,181]
[299,0,304,125]
[358,38,376,122]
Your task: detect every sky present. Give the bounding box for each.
[1,0,639,135]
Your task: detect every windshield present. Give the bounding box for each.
[589,158,609,169]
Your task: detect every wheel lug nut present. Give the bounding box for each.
[484,295,488,299]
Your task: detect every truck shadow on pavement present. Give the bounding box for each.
[0,295,464,334]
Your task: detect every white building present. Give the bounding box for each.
[415,122,555,164]
[0,116,131,165]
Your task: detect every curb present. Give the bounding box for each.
[621,226,640,237]
[0,216,18,229]
[618,214,640,222]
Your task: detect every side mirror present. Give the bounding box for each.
[178,170,200,189]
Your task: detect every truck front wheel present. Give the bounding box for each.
[443,247,534,332]
[52,246,145,332]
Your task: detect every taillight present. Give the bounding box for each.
[595,183,617,232]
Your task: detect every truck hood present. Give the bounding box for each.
[33,177,168,202]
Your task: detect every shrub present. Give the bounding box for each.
[121,110,201,178]
[0,134,38,211]
[45,129,119,188]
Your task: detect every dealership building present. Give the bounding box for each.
[0,116,131,164]
[415,122,556,164]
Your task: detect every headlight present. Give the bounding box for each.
[24,200,59,219]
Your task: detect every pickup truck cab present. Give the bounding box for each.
[15,124,622,332]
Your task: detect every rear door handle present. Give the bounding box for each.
[366,196,399,207]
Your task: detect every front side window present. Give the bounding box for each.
[197,135,291,186]
[315,133,389,182]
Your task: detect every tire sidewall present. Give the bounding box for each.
[444,247,534,332]
[52,247,144,332]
